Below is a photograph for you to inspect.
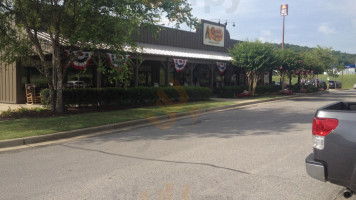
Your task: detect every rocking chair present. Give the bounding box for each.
[25,84,41,104]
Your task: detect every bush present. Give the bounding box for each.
[0,107,46,119]
[40,89,51,106]
[217,86,248,98]
[254,85,280,94]
[217,85,280,98]
[290,84,301,93]
[306,86,319,93]
[41,86,212,107]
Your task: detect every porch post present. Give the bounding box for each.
[134,59,142,87]
[210,64,215,90]
[189,63,197,86]
[166,59,171,86]
[96,69,102,88]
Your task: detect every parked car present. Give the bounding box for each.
[306,102,356,198]
[66,81,87,88]
[328,80,342,89]
[353,83,356,89]
[307,79,326,89]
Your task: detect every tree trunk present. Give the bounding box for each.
[314,75,317,87]
[55,80,64,113]
[40,64,55,111]
[54,49,65,113]
[289,73,292,86]
[246,71,252,93]
[252,73,258,96]
[281,72,285,90]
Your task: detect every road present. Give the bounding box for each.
[1,90,355,200]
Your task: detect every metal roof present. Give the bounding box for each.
[135,43,232,61]
[34,31,232,61]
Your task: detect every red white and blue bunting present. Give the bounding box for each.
[65,50,93,71]
[106,53,130,70]
[173,58,188,72]
[216,62,227,74]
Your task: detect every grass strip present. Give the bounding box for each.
[0,96,285,140]
[0,101,235,140]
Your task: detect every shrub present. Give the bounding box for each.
[217,86,248,98]
[307,86,319,93]
[290,84,301,93]
[40,89,51,106]
[217,85,280,98]
[0,107,46,119]
[41,86,212,107]
[254,85,280,94]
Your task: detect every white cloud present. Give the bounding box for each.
[318,24,336,35]
[261,30,272,37]
[258,37,266,43]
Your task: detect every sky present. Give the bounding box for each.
[175,0,356,55]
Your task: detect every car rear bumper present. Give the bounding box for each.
[306,153,325,182]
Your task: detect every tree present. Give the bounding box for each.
[229,39,275,96]
[275,49,298,90]
[0,0,197,112]
[311,46,337,76]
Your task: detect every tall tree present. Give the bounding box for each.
[275,49,298,90]
[0,0,197,112]
[229,40,275,96]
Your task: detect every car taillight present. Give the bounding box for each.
[312,117,339,150]
[312,117,339,136]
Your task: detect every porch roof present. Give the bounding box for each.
[135,43,232,61]
[35,31,233,61]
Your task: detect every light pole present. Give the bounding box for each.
[280,4,288,50]
[279,4,288,89]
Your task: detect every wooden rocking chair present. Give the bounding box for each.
[25,84,41,104]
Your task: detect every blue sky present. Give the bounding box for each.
[181,0,356,54]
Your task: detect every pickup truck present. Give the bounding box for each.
[306,102,356,198]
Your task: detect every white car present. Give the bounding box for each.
[353,83,356,89]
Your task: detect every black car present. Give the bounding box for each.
[328,80,342,89]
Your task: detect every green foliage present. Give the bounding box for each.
[306,86,319,93]
[229,40,276,72]
[0,107,46,119]
[311,46,337,76]
[255,85,281,94]
[40,89,51,106]
[229,39,276,95]
[216,86,248,98]
[41,87,212,107]
[97,55,134,87]
[275,49,298,72]
[217,85,280,98]
[271,43,356,66]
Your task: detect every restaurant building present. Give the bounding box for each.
[0,20,251,104]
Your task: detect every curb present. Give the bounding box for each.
[0,92,324,149]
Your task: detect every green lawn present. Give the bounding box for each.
[273,74,356,89]
[1,101,238,140]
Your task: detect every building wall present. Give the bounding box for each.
[0,61,21,103]
[132,20,239,53]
